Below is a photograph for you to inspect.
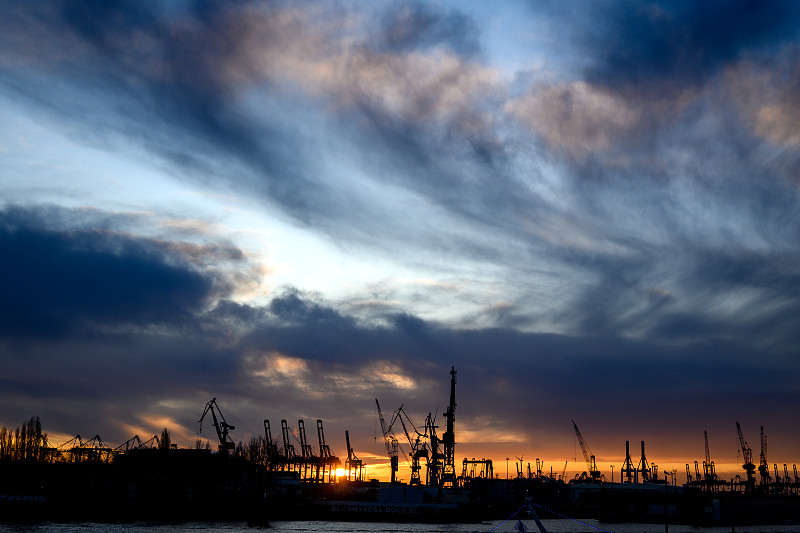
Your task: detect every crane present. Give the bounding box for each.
[198,398,235,455]
[344,430,363,481]
[317,419,340,483]
[390,405,428,486]
[280,419,298,471]
[703,430,716,492]
[736,422,756,492]
[297,419,318,481]
[263,420,283,468]
[572,420,601,482]
[375,398,399,483]
[440,366,457,488]
[758,426,770,487]
[425,410,442,486]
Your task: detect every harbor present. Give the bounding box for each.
[1,368,798,527]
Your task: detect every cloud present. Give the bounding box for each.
[506,81,640,155]
[0,205,240,338]
[723,48,800,151]
[562,0,800,94]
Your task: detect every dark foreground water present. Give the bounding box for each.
[1,521,799,533]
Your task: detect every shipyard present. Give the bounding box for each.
[1,367,798,528]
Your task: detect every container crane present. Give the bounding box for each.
[344,430,363,481]
[280,419,298,471]
[263,420,283,469]
[736,422,756,492]
[637,441,651,482]
[316,419,340,482]
[572,420,601,482]
[621,440,636,483]
[198,398,235,455]
[375,398,399,483]
[297,419,317,480]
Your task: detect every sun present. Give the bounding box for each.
[335,468,346,478]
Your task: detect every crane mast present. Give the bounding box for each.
[440,366,457,487]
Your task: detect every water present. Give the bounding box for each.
[1,521,799,533]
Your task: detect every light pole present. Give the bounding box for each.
[611,465,615,483]
[506,458,509,480]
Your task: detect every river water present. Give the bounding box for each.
[1,521,799,533]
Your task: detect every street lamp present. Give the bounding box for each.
[611,465,615,483]
[506,458,509,480]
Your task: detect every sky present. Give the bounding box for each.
[1,0,799,483]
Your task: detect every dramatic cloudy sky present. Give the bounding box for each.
[2,0,799,482]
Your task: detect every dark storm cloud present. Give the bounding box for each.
[551,0,800,93]
[1,268,797,460]
[0,205,228,338]
[230,291,799,458]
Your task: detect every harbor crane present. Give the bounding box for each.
[572,420,601,482]
[344,430,363,481]
[758,426,770,487]
[736,422,756,492]
[703,430,717,492]
[263,420,283,468]
[375,398,399,483]
[621,440,636,483]
[198,398,235,455]
[390,405,428,486]
[441,366,457,488]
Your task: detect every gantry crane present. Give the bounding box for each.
[637,441,651,482]
[297,419,319,481]
[280,419,298,471]
[736,422,756,492]
[572,420,601,482]
[263,420,283,469]
[621,440,636,483]
[316,419,340,482]
[198,398,235,455]
[375,398,399,483]
[344,430,363,481]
